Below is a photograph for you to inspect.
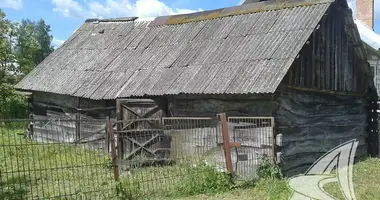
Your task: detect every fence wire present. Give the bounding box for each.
[0,120,115,200]
[0,116,275,199]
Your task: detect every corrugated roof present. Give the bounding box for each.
[16,0,333,100]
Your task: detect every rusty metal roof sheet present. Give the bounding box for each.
[16,0,333,100]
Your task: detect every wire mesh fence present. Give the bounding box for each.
[113,116,275,197]
[0,119,116,200]
[227,117,275,179]
[0,116,275,199]
[113,117,225,197]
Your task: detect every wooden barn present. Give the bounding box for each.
[16,0,378,175]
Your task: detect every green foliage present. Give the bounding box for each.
[0,83,28,119]
[0,9,54,119]
[175,161,232,196]
[14,20,40,75]
[116,182,143,200]
[257,154,283,180]
[14,19,54,75]
[34,19,54,64]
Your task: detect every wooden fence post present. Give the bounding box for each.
[218,113,240,174]
[271,117,277,163]
[116,99,124,160]
[108,121,119,181]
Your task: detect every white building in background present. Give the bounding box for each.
[355,0,380,93]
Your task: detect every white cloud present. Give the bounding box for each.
[52,0,203,19]
[52,0,95,18]
[0,0,23,10]
[52,38,65,48]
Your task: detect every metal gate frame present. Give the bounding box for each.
[218,113,276,175]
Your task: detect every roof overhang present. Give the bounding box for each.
[363,42,380,59]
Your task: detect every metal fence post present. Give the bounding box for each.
[108,121,120,181]
[218,113,240,174]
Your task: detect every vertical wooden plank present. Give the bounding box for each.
[271,117,276,163]
[108,121,120,181]
[105,116,110,155]
[116,99,124,159]
[326,13,331,90]
[337,12,342,91]
[333,10,338,91]
[321,16,326,90]
[219,113,234,174]
[312,30,316,88]
[75,98,81,142]
[300,55,305,87]
[219,113,233,173]
[316,26,321,89]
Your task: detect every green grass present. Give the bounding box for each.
[165,158,380,200]
[0,127,117,199]
[1,126,380,200]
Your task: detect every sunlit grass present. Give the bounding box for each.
[0,126,116,199]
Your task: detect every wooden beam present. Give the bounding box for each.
[121,106,161,131]
[219,113,240,174]
[284,85,367,97]
[124,134,160,160]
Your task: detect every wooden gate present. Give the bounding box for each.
[115,99,171,166]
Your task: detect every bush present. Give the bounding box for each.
[257,154,283,180]
[175,161,232,196]
[0,83,28,119]
[116,182,142,200]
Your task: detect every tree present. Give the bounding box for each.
[0,9,27,119]
[14,19,40,75]
[14,19,54,75]
[34,19,54,64]
[0,9,17,83]
[0,10,54,119]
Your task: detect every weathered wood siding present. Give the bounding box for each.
[276,90,368,176]
[30,92,115,152]
[32,92,115,118]
[170,96,278,117]
[283,2,371,93]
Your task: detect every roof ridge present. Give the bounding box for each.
[85,17,138,23]
[149,0,334,27]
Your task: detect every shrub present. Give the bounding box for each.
[0,83,28,119]
[175,161,232,196]
[116,181,142,200]
[257,154,283,180]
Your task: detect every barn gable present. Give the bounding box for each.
[282,0,374,94]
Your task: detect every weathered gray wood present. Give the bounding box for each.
[284,3,371,94]
[171,98,278,117]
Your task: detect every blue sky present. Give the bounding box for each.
[0,0,379,47]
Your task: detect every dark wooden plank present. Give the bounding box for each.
[124,134,161,159]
